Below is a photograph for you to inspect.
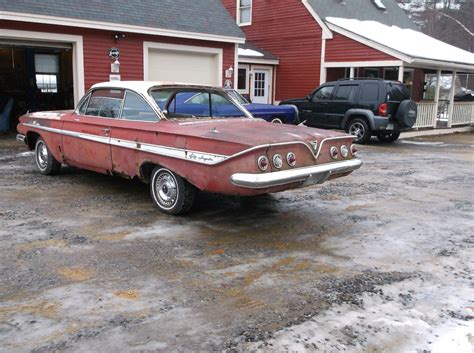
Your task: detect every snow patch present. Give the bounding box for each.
[238,48,264,57]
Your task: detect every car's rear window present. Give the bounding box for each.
[387,83,410,101]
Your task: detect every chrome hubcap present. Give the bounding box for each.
[349,123,365,139]
[155,172,178,208]
[37,142,48,169]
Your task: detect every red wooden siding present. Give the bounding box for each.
[0,20,235,90]
[325,32,395,62]
[222,0,323,101]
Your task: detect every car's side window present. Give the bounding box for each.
[334,85,359,101]
[211,93,243,117]
[150,90,174,110]
[312,86,334,102]
[76,93,91,115]
[85,89,124,118]
[121,91,158,122]
[167,91,211,118]
[361,83,379,101]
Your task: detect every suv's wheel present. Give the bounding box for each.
[396,100,417,128]
[347,118,371,144]
[35,138,61,175]
[150,166,196,215]
[377,132,400,143]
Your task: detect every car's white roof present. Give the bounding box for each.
[91,81,219,95]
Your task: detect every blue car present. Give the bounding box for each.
[225,89,299,124]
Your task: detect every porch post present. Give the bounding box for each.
[447,71,457,128]
[349,67,355,79]
[398,65,404,82]
[433,69,442,128]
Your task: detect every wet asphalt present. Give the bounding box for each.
[0,132,473,352]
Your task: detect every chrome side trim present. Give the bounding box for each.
[230,159,362,189]
[16,134,26,144]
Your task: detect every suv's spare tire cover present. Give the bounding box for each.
[396,100,417,128]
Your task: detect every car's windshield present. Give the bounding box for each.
[149,88,251,119]
[226,89,249,105]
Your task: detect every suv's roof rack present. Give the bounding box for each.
[337,77,385,81]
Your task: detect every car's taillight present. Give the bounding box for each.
[330,146,339,159]
[350,144,358,156]
[257,156,269,171]
[378,103,388,117]
[272,154,283,169]
[286,152,296,167]
[340,145,349,158]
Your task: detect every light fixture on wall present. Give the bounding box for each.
[225,65,234,79]
[113,33,126,41]
[111,59,120,74]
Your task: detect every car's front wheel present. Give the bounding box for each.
[347,118,371,144]
[35,138,61,175]
[150,167,196,215]
[270,117,284,124]
[377,132,400,143]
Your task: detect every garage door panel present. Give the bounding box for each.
[148,48,218,86]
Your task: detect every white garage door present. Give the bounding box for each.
[147,46,221,86]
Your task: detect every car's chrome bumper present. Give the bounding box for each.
[16,134,26,144]
[231,159,362,189]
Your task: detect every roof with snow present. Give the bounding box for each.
[238,42,279,63]
[326,17,474,69]
[307,0,418,30]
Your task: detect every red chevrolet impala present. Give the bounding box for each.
[16,81,362,214]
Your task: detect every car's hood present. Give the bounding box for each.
[160,118,348,154]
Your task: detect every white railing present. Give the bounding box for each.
[413,102,437,129]
[451,102,474,126]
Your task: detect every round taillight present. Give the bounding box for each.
[257,156,269,171]
[286,152,296,167]
[272,154,283,169]
[340,145,349,158]
[330,146,339,159]
[350,144,358,156]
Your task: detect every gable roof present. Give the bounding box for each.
[0,0,245,43]
[307,0,418,30]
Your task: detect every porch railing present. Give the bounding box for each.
[413,102,437,128]
[451,102,474,126]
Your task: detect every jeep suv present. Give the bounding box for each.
[280,78,417,143]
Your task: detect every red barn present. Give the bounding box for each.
[222,0,474,119]
[0,0,244,123]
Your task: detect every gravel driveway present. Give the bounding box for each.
[0,133,473,352]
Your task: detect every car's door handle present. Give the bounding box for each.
[302,110,312,113]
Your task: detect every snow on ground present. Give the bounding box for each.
[325,17,474,65]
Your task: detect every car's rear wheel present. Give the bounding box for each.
[377,132,400,143]
[150,166,196,215]
[35,138,61,175]
[271,117,283,124]
[347,118,371,144]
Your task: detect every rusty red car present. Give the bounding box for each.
[16,81,362,214]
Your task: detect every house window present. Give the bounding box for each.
[237,0,252,26]
[237,65,249,93]
[35,54,59,93]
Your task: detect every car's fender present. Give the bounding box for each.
[342,109,376,130]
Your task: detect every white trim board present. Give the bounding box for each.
[143,42,223,86]
[1,11,245,44]
[301,0,333,39]
[239,58,280,65]
[324,60,404,68]
[0,29,84,105]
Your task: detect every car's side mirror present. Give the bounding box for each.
[307,94,311,101]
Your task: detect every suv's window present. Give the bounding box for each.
[121,91,158,122]
[334,85,358,101]
[85,89,124,118]
[312,86,334,101]
[361,83,379,101]
[387,83,410,101]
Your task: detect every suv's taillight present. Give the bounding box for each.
[378,103,388,117]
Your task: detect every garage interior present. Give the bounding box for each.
[0,41,74,130]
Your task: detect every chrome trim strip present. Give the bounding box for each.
[230,159,362,189]
[16,134,26,143]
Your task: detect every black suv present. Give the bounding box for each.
[280,78,417,143]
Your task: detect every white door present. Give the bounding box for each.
[147,46,220,86]
[252,69,270,104]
